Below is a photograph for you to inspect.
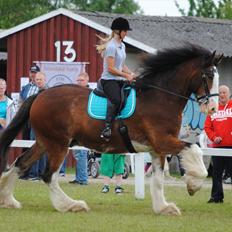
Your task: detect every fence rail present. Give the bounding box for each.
[9,140,230,199]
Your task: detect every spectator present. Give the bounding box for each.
[19,64,40,146]
[20,64,40,103]
[0,78,16,129]
[100,153,125,194]
[205,85,232,203]
[26,72,48,181]
[69,72,89,185]
[19,64,40,180]
[59,159,66,177]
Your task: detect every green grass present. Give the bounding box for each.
[0,180,232,232]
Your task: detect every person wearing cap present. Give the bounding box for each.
[26,72,48,181]
[20,64,40,102]
[19,64,41,180]
[96,17,135,141]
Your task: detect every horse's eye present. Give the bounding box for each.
[208,75,214,79]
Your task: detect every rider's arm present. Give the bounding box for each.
[107,57,134,81]
[122,64,135,76]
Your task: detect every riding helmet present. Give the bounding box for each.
[111,17,132,31]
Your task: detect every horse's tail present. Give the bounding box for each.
[0,94,38,176]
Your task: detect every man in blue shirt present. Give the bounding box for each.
[69,72,89,185]
[19,64,40,180]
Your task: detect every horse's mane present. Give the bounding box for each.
[137,43,212,89]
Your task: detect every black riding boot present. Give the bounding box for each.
[101,103,118,141]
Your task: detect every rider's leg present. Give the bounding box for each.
[101,80,121,140]
[101,101,118,139]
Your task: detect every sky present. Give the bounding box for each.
[135,0,190,16]
[136,0,221,16]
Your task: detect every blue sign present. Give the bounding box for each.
[182,94,206,130]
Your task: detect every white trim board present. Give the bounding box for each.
[0,8,156,54]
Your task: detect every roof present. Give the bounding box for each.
[77,11,232,56]
[1,8,232,56]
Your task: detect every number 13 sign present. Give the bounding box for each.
[54,41,77,62]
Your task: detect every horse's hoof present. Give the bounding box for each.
[0,198,22,209]
[159,203,181,216]
[69,200,90,212]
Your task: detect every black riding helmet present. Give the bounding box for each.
[111,17,132,31]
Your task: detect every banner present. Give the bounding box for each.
[36,61,88,87]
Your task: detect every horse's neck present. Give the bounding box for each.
[136,89,187,120]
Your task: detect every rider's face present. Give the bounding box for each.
[120,30,128,39]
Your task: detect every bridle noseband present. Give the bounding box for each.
[196,70,219,104]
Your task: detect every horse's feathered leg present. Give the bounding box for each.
[0,163,21,209]
[150,155,181,216]
[44,146,89,213]
[179,144,207,195]
[0,143,44,209]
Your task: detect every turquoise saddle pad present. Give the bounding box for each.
[88,88,136,120]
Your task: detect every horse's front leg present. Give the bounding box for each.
[179,144,207,195]
[44,147,90,213]
[150,155,181,216]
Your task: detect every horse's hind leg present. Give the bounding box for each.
[150,155,181,216]
[44,146,89,213]
[0,143,44,209]
[0,163,21,208]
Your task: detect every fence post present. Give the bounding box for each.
[134,153,145,199]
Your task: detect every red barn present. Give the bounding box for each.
[1,8,232,167]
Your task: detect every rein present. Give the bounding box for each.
[136,82,198,102]
[135,72,219,104]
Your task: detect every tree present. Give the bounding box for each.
[0,0,141,29]
[218,0,232,18]
[73,0,141,14]
[0,0,54,28]
[175,0,232,19]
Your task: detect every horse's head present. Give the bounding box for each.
[137,44,223,115]
[191,51,223,115]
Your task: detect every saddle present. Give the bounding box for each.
[87,81,137,153]
[87,81,136,120]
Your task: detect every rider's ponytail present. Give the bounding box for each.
[96,31,115,56]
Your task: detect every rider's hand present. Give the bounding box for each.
[125,73,136,82]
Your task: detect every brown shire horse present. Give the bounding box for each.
[0,44,222,215]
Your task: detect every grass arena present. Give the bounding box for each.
[0,174,231,232]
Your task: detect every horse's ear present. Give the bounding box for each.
[214,53,224,66]
[205,50,216,67]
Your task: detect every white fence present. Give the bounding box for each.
[9,140,230,199]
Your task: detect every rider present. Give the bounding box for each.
[96,17,135,141]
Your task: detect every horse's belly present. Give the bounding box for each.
[131,140,152,152]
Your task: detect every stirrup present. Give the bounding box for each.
[100,126,112,141]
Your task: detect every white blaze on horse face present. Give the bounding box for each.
[209,67,219,110]
[200,67,219,115]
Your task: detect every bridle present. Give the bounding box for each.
[196,72,218,104]
[135,69,219,104]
